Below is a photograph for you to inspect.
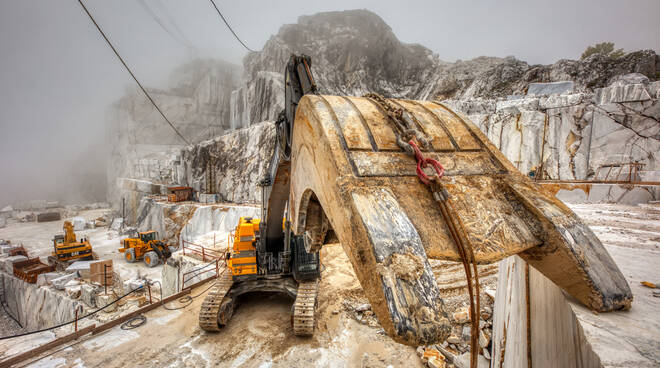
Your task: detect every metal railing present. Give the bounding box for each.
[181,259,223,290]
[594,162,645,183]
[181,239,223,262]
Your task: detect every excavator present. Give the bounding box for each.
[49,220,95,268]
[199,54,633,347]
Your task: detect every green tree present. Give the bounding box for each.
[581,42,624,59]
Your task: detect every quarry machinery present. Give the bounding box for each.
[49,220,94,268]
[119,230,174,267]
[199,55,322,336]
[199,54,633,347]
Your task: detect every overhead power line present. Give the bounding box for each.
[208,0,256,52]
[77,0,191,145]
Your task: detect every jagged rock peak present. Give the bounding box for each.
[244,9,439,98]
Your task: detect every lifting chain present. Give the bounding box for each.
[410,139,480,368]
[366,91,480,368]
[363,93,432,154]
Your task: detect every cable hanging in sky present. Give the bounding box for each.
[77,0,191,145]
[208,0,256,52]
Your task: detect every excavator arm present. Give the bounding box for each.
[259,54,318,258]
[261,55,632,346]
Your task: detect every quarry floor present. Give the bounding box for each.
[0,202,658,367]
[0,208,163,282]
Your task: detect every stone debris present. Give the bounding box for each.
[110,218,123,231]
[342,298,379,327]
[51,272,79,290]
[479,329,491,349]
[447,334,462,344]
[81,284,99,307]
[36,272,60,287]
[354,303,371,312]
[422,347,447,368]
[65,280,82,299]
[66,261,98,279]
[452,306,470,324]
[96,293,117,313]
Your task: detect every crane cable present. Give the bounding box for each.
[77,0,191,145]
[208,0,256,52]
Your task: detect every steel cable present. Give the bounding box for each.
[208,0,256,52]
[77,0,191,145]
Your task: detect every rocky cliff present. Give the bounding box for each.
[106,59,241,209]
[111,9,659,210]
[229,9,659,129]
[446,74,660,183]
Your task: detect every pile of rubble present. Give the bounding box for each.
[416,296,495,368]
[341,298,380,328]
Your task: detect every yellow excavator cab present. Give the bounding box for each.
[228,217,259,277]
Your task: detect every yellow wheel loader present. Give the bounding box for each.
[119,231,174,267]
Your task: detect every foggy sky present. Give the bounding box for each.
[0,0,658,207]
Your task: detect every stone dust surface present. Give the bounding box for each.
[1,202,657,367]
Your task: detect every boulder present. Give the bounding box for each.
[66,260,97,279]
[52,272,79,290]
[36,272,60,287]
[453,306,471,324]
[96,293,117,313]
[72,217,87,231]
[595,83,652,104]
[81,283,99,307]
[527,81,574,96]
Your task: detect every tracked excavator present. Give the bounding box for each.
[199,54,633,347]
[48,220,95,269]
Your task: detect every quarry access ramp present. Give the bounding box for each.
[286,95,632,346]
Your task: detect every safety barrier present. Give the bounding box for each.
[181,239,223,262]
[181,259,222,290]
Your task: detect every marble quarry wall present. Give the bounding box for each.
[1,272,84,331]
[446,75,659,196]
[114,122,275,224]
[106,60,241,209]
[114,75,659,219]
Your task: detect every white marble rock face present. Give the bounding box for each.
[1,272,85,331]
[449,77,659,183]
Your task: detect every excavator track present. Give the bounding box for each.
[199,273,233,332]
[292,280,319,336]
